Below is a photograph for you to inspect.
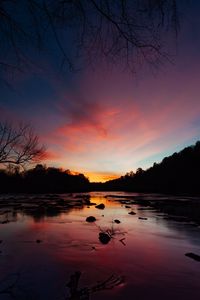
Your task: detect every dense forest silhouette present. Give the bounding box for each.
[0,164,89,193]
[0,141,200,194]
[96,141,200,194]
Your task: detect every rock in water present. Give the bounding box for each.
[185,253,200,262]
[114,219,121,224]
[128,211,136,215]
[86,216,96,222]
[99,232,111,244]
[95,204,105,209]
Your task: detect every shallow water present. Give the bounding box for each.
[0,192,200,300]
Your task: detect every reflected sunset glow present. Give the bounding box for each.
[1,192,200,300]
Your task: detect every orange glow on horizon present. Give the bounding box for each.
[84,172,120,183]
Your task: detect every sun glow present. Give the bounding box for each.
[85,172,120,183]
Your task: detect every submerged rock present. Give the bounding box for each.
[114,219,121,224]
[128,211,136,215]
[95,203,105,210]
[99,232,111,244]
[36,239,42,243]
[125,205,131,208]
[138,217,148,220]
[185,252,200,262]
[1,220,9,224]
[86,216,96,222]
[88,202,97,206]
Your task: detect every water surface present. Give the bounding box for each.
[0,192,200,299]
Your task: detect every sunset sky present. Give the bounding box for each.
[0,1,200,182]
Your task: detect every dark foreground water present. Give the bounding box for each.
[0,192,200,300]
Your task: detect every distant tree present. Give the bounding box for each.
[34,164,47,172]
[0,121,46,168]
[136,167,144,175]
[125,171,135,178]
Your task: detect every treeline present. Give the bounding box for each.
[1,141,200,194]
[0,165,90,193]
[96,141,200,194]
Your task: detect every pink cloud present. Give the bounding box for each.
[33,59,200,174]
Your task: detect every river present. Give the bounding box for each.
[0,192,200,299]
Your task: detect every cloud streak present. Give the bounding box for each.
[41,59,200,178]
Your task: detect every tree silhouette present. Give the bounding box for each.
[0,121,46,168]
[0,0,180,79]
[0,164,90,193]
[101,141,200,193]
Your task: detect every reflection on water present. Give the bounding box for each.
[0,192,200,300]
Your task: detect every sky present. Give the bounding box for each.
[0,1,200,182]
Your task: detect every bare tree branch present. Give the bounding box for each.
[0,0,180,77]
[0,121,46,168]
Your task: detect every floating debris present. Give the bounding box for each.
[36,239,42,243]
[138,217,148,220]
[185,252,200,262]
[119,238,126,246]
[66,272,124,300]
[125,205,131,208]
[86,216,96,223]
